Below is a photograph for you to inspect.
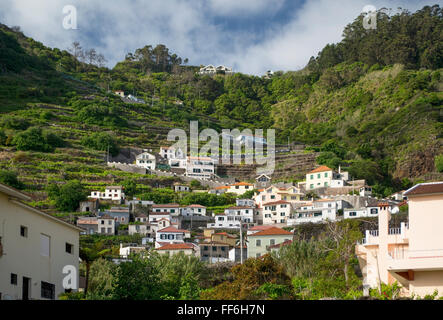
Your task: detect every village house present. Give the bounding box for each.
[114,90,125,97]
[151,204,180,215]
[255,174,272,189]
[181,204,207,217]
[0,183,81,300]
[97,215,115,235]
[200,242,231,262]
[226,182,254,195]
[288,198,351,225]
[135,151,156,170]
[262,200,292,225]
[159,146,184,160]
[254,185,305,209]
[356,182,443,297]
[99,207,130,226]
[236,198,255,207]
[247,227,293,258]
[156,243,199,257]
[201,229,238,247]
[79,199,99,214]
[155,226,191,248]
[76,217,98,235]
[88,186,125,202]
[209,185,230,195]
[207,214,242,229]
[173,183,190,192]
[247,225,276,236]
[119,243,146,259]
[199,64,233,75]
[305,166,350,190]
[223,205,255,224]
[185,156,215,180]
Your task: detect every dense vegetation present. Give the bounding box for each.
[0,5,442,206]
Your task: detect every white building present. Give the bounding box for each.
[135,152,156,170]
[97,215,115,235]
[262,200,292,225]
[199,64,233,75]
[226,182,254,195]
[159,146,184,160]
[155,226,191,248]
[89,186,125,202]
[182,204,207,216]
[306,166,350,190]
[0,183,81,300]
[288,199,350,225]
[186,156,215,180]
[119,243,146,259]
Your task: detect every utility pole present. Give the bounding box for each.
[107,144,110,163]
[240,222,243,264]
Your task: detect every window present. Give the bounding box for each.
[325,172,328,177]
[11,273,17,285]
[20,226,28,237]
[66,243,73,254]
[256,253,261,258]
[317,174,320,178]
[212,246,217,251]
[310,175,313,180]
[280,212,285,216]
[310,184,314,189]
[203,246,208,251]
[349,212,357,217]
[324,182,328,187]
[256,239,261,246]
[40,234,50,257]
[108,220,112,225]
[270,239,275,245]
[270,195,276,199]
[41,281,55,300]
[221,247,225,251]
[370,208,378,214]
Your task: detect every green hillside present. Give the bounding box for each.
[0,5,442,212]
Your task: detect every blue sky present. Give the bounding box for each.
[0,0,438,75]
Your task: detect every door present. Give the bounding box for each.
[22,277,30,300]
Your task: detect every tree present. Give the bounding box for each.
[12,127,62,152]
[319,219,362,287]
[435,154,443,172]
[46,180,87,212]
[80,243,111,296]
[81,132,119,157]
[190,180,202,189]
[121,179,137,198]
[0,170,24,189]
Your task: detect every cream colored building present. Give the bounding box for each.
[262,200,292,225]
[0,183,81,300]
[156,243,199,257]
[226,182,254,195]
[306,166,349,190]
[254,185,304,208]
[356,182,443,298]
[247,227,293,258]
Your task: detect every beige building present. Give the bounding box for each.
[226,182,254,195]
[262,200,292,225]
[0,183,82,300]
[156,243,199,257]
[356,182,443,298]
[247,227,293,258]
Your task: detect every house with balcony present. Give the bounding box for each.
[247,227,293,258]
[185,156,215,180]
[288,199,351,225]
[356,182,443,297]
[262,200,292,225]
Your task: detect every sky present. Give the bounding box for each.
[0,0,438,75]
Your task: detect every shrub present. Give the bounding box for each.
[12,127,65,152]
[46,180,87,212]
[0,170,24,189]
[435,154,443,173]
[81,132,119,156]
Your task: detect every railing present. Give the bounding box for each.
[368,230,379,237]
[388,228,401,235]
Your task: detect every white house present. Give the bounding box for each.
[159,146,184,160]
[226,182,254,195]
[182,204,207,216]
[306,166,350,190]
[119,243,146,259]
[255,174,272,188]
[0,183,82,300]
[262,200,292,225]
[151,204,180,215]
[135,152,156,170]
[155,226,191,248]
[289,199,350,225]
[199,65,233,75]
[207,214,242,229]
[89,186,125,202]
[186,156,215,180]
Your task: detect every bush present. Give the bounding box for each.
[46,180,87,212]
[435,154,443,173]
[0,129,6,145]
[12,127,65,152]
[0,170,24,189]
[81,132,119,156]
[1,116,30,130]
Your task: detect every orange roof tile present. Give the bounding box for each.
[308,166,333,174]
[158,226,190,233]
[248,227,293,237]
[156,243,195,250]
[231,182,254,186]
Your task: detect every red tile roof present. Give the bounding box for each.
[248,227,293,237]
[404,182,443,196]
[187,204,206,208]
[308,166,332,174]
[156,243,195,250]
[157,226,189,233]
[231,182,254,187]
[248,225,275,231]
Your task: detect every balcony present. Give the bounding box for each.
[388,248,443,272]
[358,222,409,246]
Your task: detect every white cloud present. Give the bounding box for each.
[0,0,437,75]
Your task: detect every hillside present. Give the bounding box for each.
[0,5,442,213]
